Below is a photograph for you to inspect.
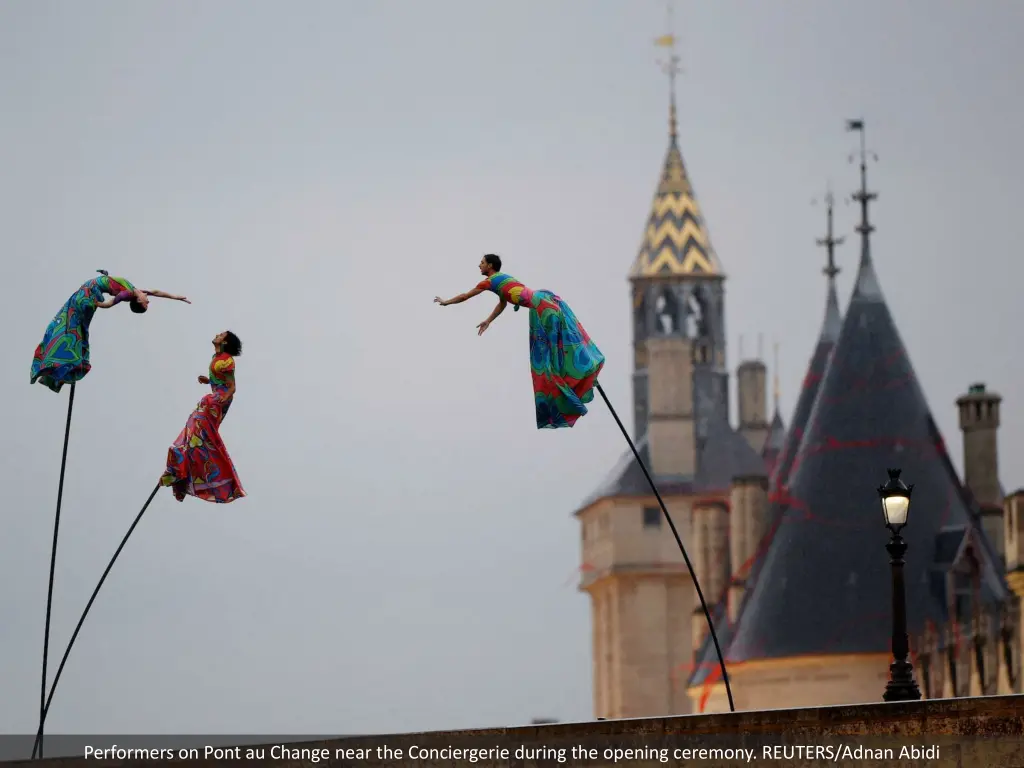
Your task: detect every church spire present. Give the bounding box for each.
[630,5,721,279]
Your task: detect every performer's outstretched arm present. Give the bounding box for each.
[96,288,190,309]
[434,286,485,306]
[476,298,507,336]
[143,289,191,303]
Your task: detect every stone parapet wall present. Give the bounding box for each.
[6,693,1024,767]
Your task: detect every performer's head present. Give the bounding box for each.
[480,253,501,276]
[214,330,243,356]
[129,289,150,314]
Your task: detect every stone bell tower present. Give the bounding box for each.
[575,24,737,721]
[629,93,727,480]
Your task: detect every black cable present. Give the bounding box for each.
[32,482,162,759]
[37,382,76,758]
[594,381,735,713]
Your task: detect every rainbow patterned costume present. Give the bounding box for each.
[477,272,605,429]
[31,274,137,393]
[160,352,246,504]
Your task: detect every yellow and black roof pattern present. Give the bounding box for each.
[629,103,722,279]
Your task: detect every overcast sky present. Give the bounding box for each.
[1,0,1021,736]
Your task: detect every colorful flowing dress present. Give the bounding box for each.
[31,273,138,392]
[160,352,246,504]
[477,272,605,429]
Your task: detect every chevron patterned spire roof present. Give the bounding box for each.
[629,101,721,279]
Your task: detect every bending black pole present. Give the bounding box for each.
[594,381,735,713]
[38,382,76,759]
[32,482,162,760]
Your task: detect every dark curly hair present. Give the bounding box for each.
[483,253,502,272]
[221,331,243,356]
[129,299,148,314]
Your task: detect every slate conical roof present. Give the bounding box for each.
[687,194,843,690]
[770,193,844,495]
[768,282,840,494]
[724,213,1008,665]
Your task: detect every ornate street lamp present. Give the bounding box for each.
[878,468,922,702]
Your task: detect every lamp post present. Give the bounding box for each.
[878,468,922,702]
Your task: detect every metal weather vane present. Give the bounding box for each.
[654,0,682,136]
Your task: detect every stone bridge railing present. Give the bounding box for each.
[5,693,1024,767]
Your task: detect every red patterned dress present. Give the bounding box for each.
[160,352,246,503]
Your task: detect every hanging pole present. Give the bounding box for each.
[594,381,735,712]
[37,382,76,759]
[32,482,162,759]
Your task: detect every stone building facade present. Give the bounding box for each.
[576,93,1020,718]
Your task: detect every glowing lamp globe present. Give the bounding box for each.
[877,468,913,532]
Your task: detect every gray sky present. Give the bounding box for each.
[2,0,1021,736]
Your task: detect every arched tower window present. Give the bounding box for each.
[654,287,679,336]
[684,286,708,340]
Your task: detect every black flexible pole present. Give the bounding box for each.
[594,381,735,712]
[32,482,162,760]
[38,382,76,758]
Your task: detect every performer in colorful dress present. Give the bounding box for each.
[31,270,191,393]
[160,331,246,504]
[434,253,605,429]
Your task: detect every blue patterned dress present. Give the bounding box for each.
[477,272,605,428]
[31,274,137,392]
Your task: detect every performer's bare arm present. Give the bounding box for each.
[477,298,507,336]
[97,288,190,308]
[144,289,191,303]
[434,286,485,306]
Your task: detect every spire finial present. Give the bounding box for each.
[846,119,878,241]
[812,182,846,338]
[757,333,763,360]
[772,341,781,411]
[655,0,681,141]
[814,181,845,282]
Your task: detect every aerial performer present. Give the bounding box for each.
[433,253,736,713]
[30,269,190,759]
[32,330,246,760]
[433,253,605,429]
[160,330,247,503]
[31,269,191,393]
